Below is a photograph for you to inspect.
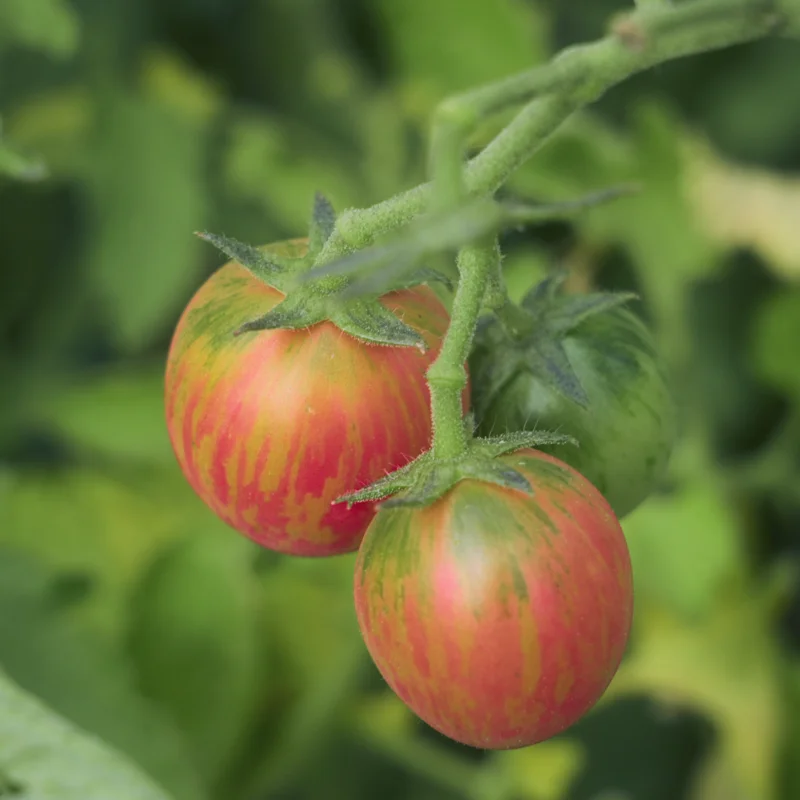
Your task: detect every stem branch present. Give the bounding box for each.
[316,0,799,476]
[320,0,796,260]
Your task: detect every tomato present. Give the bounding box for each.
[165,239,466,557]
[354,448,632,749]
[470,306,676,519]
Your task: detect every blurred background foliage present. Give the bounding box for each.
[1,1,799,799]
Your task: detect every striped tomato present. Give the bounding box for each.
[354,449,633,749]
[165,240,465,557]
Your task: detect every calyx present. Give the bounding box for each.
[337,416,577,509]
[197,193,450,348]
[474,273,637,409]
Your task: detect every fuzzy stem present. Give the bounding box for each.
[427,240,499,459]
[315,0,799,471]
[320,0,796,261]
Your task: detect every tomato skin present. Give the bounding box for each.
[354,449,632,749]
[471,307,676,519]
[165,241,466,557]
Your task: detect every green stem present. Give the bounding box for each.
[429,105,469,210]
[427,239,499,459]
[314,0,800,473]
[321,0,796,260]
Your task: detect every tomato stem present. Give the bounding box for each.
[311,0,798,478]
[317,0,794,264]
[427,239,499,460]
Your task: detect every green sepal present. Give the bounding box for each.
[528,335,590,407]
[196,231,291,289]
[233,290,425,348]
[339,453,425,506]
[199,225,427,347]
[474,276,639,409]
[467,332,522,415]
[336,429,577,509]
[308,192,337,258]
[456,460,533,494]
[473,429,579,458]
[232,292,326,337]
[522,274,637,334]
[330,299,426,349]
[380,454,449,509]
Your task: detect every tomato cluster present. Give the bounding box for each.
[165,243,673,750]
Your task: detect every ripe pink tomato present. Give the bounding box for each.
[165,239,467,556]
[354,448,633,748]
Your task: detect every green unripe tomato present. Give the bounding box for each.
[471,306,676,519]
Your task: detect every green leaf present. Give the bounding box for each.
[0,139,47,181]
[750,289,800,399]
[0,466,221,641]
[0,548,206,800]
[372,0,549,105]
[588,105,717,284]
[242,558,366,798]
[224,112,362,234]
[511,106,716,349]
[623,466,743,620]
[258,558,360,690]
[0,667,173,800]
[510,113,636,201]
[0,0,80,59]
[777,659,800,800]
[2,87,91,178]
[494,740,585,800]
[607,575,784,800]
[140,48,223,125]
[500,249,550,305]
[684,135,800,282]
[85,93,209,350]
[127,532,261,788]
[32,367,174,464]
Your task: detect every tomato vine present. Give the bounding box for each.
[163,0,800,756]
[308,0,800,504]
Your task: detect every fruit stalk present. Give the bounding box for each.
[426,239,498,460]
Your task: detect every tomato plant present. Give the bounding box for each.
[470,301,676,519]
[165,240,466,557]
[354,448,633,750]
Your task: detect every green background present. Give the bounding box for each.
[1,1,800,799]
